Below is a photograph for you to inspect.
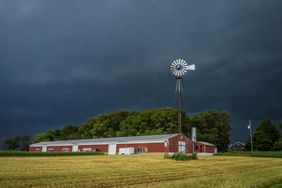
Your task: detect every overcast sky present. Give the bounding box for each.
[1,1,282,144]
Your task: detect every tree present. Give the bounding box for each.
[246,120,280,151]
[79,111,130,138]
[273,139,282,150]
[21,135,31,151]
[60,125,80,140]
[33,133,50,143]
[257,120,280,145]
[252,131,273,151]
[3,136,20,150]
[46,129,61,141]
[188,110,231,152]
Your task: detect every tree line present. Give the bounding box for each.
[245,120,282,151]
[2,136,31,151]
[2,108,232,152]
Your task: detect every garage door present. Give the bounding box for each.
[108,144,116,155]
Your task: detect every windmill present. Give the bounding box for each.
[170,59,195,134]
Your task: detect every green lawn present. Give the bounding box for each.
[216,151,282,158]
[0,154,281,188]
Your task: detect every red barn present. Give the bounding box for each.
[29,133,217,155]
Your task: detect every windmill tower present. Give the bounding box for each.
[170,59,195,134]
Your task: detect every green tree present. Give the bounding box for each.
[257,120,280,145]
[20,135,31,151]
[79,111,130,138]
[188,110,231,152]
[3,136,20,150]
[33,133,50,143]
[60,125,80,140]
[253,131,273,151]
[46,129,61,141]
[273,139,282,150]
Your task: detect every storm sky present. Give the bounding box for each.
[1,1,282,144]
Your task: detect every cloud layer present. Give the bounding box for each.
[1,1,282,143]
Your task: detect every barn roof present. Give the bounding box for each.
[30,133,179,146]
[198,141,216,146]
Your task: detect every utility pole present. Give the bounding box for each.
[248,120,254,153]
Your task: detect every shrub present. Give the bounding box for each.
[164,152,197,161]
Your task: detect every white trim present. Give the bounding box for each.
[30,144,73,147]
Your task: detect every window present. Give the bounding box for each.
[136,148,147,153]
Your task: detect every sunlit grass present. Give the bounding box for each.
[216,151,282,158]
[0,154,281,188]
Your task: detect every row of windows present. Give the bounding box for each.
[135,148,147,153]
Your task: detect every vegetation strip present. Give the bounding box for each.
[216,151,282,158]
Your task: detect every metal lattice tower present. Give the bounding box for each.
[170,59,195,134]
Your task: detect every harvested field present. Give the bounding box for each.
[0,154,281,188]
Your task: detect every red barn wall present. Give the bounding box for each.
[47,145,72,152]
[116,142,166,153]
[29,146,42,152]
[195,142,215,153]
[168,134,193,153]
[78,144,108,153]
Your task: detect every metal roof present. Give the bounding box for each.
[30,134,179,146]
[198,141,216,146]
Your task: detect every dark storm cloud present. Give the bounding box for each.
[1,0,282,143]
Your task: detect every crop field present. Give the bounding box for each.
[0,154,281,188]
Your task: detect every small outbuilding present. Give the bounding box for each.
[29,133,217,155]
[229,141,245,151]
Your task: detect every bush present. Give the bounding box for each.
[164,152,197,161]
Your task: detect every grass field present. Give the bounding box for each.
[0,154,281,188]
[216,151,282,158]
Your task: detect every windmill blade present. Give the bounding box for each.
[187,64,195,71]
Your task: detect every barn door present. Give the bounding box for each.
[42,145,47,152]
[72,144,78,152]
[108,144,116,155]
[178,141,186,153]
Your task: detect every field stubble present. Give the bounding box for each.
[0,154,281,188]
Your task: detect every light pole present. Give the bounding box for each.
[248,120,254,153]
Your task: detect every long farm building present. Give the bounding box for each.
[29,133,217,155]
